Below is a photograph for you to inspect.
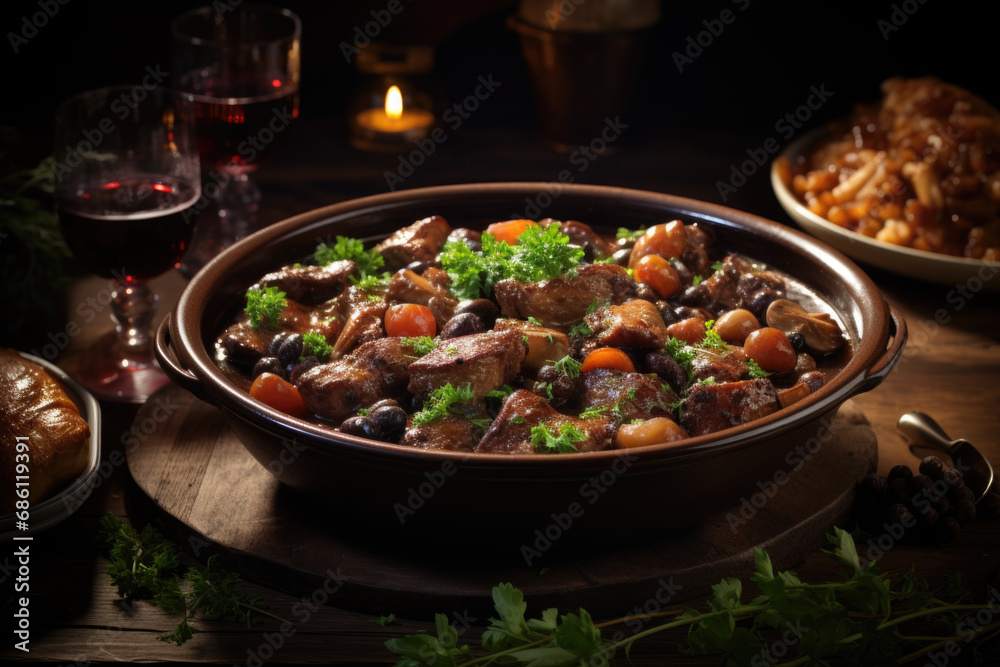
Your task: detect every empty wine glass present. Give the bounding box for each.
[54,86,201,403]
[171,4,301,275]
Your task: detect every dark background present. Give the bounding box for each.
[1,0,994,152]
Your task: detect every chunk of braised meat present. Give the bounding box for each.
[258,259,355,306]
[585,299,670,349]
[218,299,320,367]
[295,337,417,422]
[475,389,615,455]
[407,329,526,401]
[579,368,680,423]
[701,254,786,311]
[401,414,485,452]
[679,223,714,277]
[680,379,779,437]
[557,219,616,260]
[376,215,452,271]
[386,268,458,330]
[494,263,636,331]
[644,351,688,394]
[330,299,388,360]
[690,348,748,383]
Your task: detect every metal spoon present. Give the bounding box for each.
[896,411,994,503]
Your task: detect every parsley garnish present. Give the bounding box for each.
[412,383,477,426]
[314,235,384,277]
[97,513,269,646]
[553,355,583,379]
[747,358,769,379]
[351,272,391,290]
[579,406,608,420]
[245,286,287,330]
[527,316,542,325]
[301,331,332,361]
[615,226,646,240]
[586,299,609,314]
[439,225,584,300]
[568,321,593,338]
[692,275,704,286]
[711,260,724,272]
[665,336,696,374]
[401,336,436,356]
[698,375,717,386]
[699,328,729,353]
[388,528,990,667]
[486,385,515,401]
[530,423,586,453]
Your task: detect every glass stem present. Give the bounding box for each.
[216,171,261,241]
[111,279,156,354]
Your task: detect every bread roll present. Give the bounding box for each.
[0,348,91,514]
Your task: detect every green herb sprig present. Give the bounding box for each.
[97,514,276,646]
[301,331,332,362]
[530,423,586,453]
[386,528,1000,666]
[413,383,479,427]
[245,286,287,330]
[314,235,389,288]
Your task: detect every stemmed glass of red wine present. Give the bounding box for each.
[54,86,201,403]
[171,4,301,275]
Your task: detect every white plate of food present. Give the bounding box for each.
[0,350,102,541]
[771,76,1000,289]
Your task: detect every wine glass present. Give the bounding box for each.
[171,4,301,276]
[54,86,201,403]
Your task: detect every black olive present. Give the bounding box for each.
[612,247,632,266]
[405,260,435,274]
[340,415,377,439]
[268,332,290,356]
[656,301,678,326]
[446,228,482,253]
[453,299,500,329]
[887,464,913,483]
[677,282,711,307]
[288,357,320,384]
[276,333,304,367]
[370,398,400,411]
[635,283,657,303]
[370,405,407,442]
[440,312,485,340]
[252,356,283,380]
[787,332,806,352]
[745,289,782,321]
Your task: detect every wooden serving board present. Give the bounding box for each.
[125,384,876,619]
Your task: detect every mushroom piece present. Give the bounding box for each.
[765,299,845,355]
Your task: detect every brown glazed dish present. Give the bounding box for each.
[156,183,905,547]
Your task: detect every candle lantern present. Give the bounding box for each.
[348,43,440,152]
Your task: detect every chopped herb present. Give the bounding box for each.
[301,331,332,362]
[699,328,729,353]
[401,336,436,356]
[244,286,287,331]
[470,417,493,429]
[486,385,515,401]
[553,355,583,379]
[351,272,391,290]
[711,260,724,272]
[698,376,717,386]
[665,336,696,374]
[568,321,593,338]
[578,406,608,420]
[586,299,609,314]
[446,346,459,356]
[535,382,554,399]
[527,316,542,325]
[692,275,704,286]
[746,358,769,379]
[510,416,525,425]
[412,383,477,426]
[314,235,384,278]
[370,613,397,627]
[357,408,371,416]
[616,226,646,240]
[546,333,554,344]
[439,224,584,300]
[626,387,637,400]
[530,423,586,453]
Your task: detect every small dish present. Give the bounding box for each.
[0,353,102,541]
[771,127,1000,289]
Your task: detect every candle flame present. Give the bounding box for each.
[385,85,403,120]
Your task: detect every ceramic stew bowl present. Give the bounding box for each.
[156,183,905,547]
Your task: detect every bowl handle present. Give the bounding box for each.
[154,315,210,403]
[855,303,907,394]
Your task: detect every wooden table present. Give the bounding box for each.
[4,117,999,665]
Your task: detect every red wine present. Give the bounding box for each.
[182,75,299,173]
[58,177,199,281]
